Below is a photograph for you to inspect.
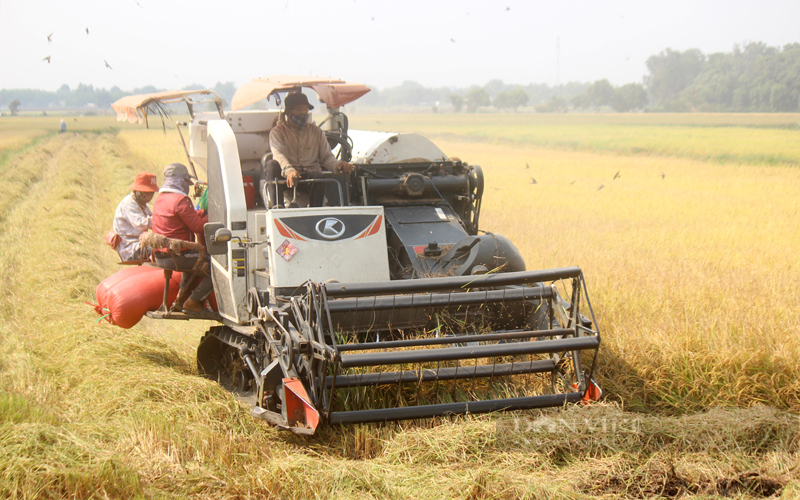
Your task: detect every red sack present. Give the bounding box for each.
[94,267,219,328]
[105,269,183,329]
[243,175,256,209]
[95,266,160,315]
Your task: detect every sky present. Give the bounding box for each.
[1,0,799,92]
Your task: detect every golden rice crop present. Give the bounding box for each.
[350,112,800,165]
[430,138,800,413]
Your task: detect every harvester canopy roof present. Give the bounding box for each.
[231,76,370,111]
[111,89,223,125]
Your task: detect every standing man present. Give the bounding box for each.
[265,92,354,208]
[152,163,211,315]
[112,172,159,261]
[60,119,66,134]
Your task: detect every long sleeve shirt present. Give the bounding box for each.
[112,193,152,261]
[152,192,208,245]
[269,120,339,177]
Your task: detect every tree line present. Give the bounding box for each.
[0,81,238,115]
[645,42,800,112]
[3,42,800,113]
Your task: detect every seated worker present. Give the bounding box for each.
[112,172,159,261]
[152,163,211,315]
[264,92,355,208]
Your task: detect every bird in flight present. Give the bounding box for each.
[506,6,510,10]
[525,162,530,169]
[570,180,576,185]
[661,172,666,179]
[134,0,144,8]
[530,178,537,184]
[42,55,51,63]
[47,32,53,44]
[597,184,604,191]
[86,27,90,35]
[104,60,113,69]
[450,38,456,43]
[613,171,620,180]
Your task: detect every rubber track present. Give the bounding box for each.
[202,325,258,352]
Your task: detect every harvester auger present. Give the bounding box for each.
[112,76,602,435]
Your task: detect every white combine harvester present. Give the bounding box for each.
[112,76,601,434]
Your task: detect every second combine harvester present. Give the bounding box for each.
[112,76,602,434]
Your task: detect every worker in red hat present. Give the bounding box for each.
[111,172,159,261]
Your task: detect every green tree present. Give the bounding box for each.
[493,88,529,111]
[212,81,237,108]
[570,93,591,110]
[611,83,648,111]
[450,94,464,112]
[644,48,705,108]
[8,99,20,115]
[465,88,490,112]
[484,79,505,98]
[586,79,615,109]
[770,84,794,111]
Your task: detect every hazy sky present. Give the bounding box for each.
[1,0,798,91]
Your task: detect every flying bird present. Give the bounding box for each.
[47,32,53,44]
[86,27,89,35]
[42,55,51,63]
[450,38,456,43]
[134,0,144,7]
[371,16,374,21]
[525,162,530,169]
[661,172,666,179]
[613,171,620,180]
[506,6,510,10]
[530,178,537,184]
[597,184,604,191]
[104,60,113,69]
[570,180,576,185]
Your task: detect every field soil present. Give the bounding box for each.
[0,115,798,499]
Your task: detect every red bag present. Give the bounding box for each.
[105,230,121,249]
[94,267,219,329]
[95,265,159,314]
[105,270,183,328]
[94,267,181,329]
[243,175,256,209]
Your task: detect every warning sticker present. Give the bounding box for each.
[276,239,298,261]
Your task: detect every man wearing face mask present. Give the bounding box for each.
[151,163,212,315]
[112,171,159,261]
[264,92,354,208]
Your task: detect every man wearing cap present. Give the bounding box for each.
[152,163,212,315]
[264,92,354,208]
[112,172,159,261]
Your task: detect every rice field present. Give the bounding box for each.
[0,113,797,498]
[350,113,800,165]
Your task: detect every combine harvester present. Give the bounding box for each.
[111,76,602,434]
